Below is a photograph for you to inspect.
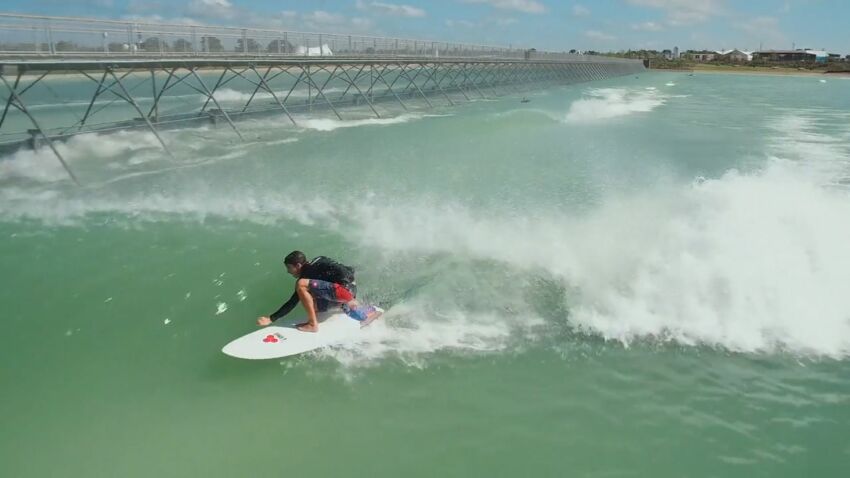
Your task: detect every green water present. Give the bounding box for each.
[2,72,850,477]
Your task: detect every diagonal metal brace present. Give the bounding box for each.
[1,74,80,186]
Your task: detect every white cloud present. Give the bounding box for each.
[636,40,662,49]
[303,10,346,25]
[446,17,518,28]
[446,19,477,28]
[734,16,786,49]
[186,0,235,19]
[572,5,590,17]
[350,17,375,29]
[123,2,376,33]
[494,17,518,25]
[585,30,617,41]
[625,0,725,26]
[735,15,778,34]
[121,14,200,25]
[632,21,663,31]
[300,10,375,31]
[126,0,165,15]
[356,1,426,18]
[461,0,546,14]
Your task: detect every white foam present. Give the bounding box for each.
[338,156,850,357]
[210,87,341,104]
[318,299,544,368]
[262,137,300,146]
[766,115,850,179]
[0,126,273,190]
[92,148,250,187]
[210,88,268,103]
[0,167,343,223]
[3,106,849,360]
[0,131,161,183]
[564,87,666,123]
[298,113,422,132]
[568,163,850,356]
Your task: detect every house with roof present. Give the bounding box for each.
[753,49,829,63]
[685,49,752,62]
[686,50,717,62]
[717,49,753,62]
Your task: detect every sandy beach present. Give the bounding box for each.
[653,64,850,79]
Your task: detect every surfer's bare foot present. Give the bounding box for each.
[257,316,272,327]
[296,322,318,333]
[360,310,383,328]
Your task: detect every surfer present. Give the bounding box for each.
[257,251,376,332]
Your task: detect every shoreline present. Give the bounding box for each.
[650,68,850,78]
[651,65,850,79]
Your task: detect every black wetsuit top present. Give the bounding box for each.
[269,256,356,321]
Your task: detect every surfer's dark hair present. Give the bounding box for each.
[284,250,308,266]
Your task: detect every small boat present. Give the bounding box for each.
[520,97,530,103]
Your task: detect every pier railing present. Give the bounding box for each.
[0,13,633,64]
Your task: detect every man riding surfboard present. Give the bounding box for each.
[257,251,380,332]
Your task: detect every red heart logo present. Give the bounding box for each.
[263,335,278,343]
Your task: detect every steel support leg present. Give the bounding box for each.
[303,66,343,120]
[1,74,80,185]
[397,63,433,108]
[422,63,454,106]
[187,67,244,141]
[250,66,297,125]
[107,69,173,156]
[148,67,175,118]
[337,65,382,117]
[280,68,306,105]
[368,64,408,112]
[0,69,22,131]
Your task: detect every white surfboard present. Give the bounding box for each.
[222,307,383,360]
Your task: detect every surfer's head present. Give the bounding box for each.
[284,250,307,277]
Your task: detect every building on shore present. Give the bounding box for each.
[718,49,753,62]
[753,49,829,63]
[686,49,752,62]
[686,50,717,62]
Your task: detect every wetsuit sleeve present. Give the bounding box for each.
[269,291,299,321]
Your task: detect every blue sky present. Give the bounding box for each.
[11,0,850,53]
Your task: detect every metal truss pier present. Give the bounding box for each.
[0,14,645,184]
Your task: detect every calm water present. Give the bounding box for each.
[1,72,849,477]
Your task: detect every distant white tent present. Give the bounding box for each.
[294,44,333,56]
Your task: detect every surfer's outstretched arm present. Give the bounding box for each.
[257,291,299,326]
